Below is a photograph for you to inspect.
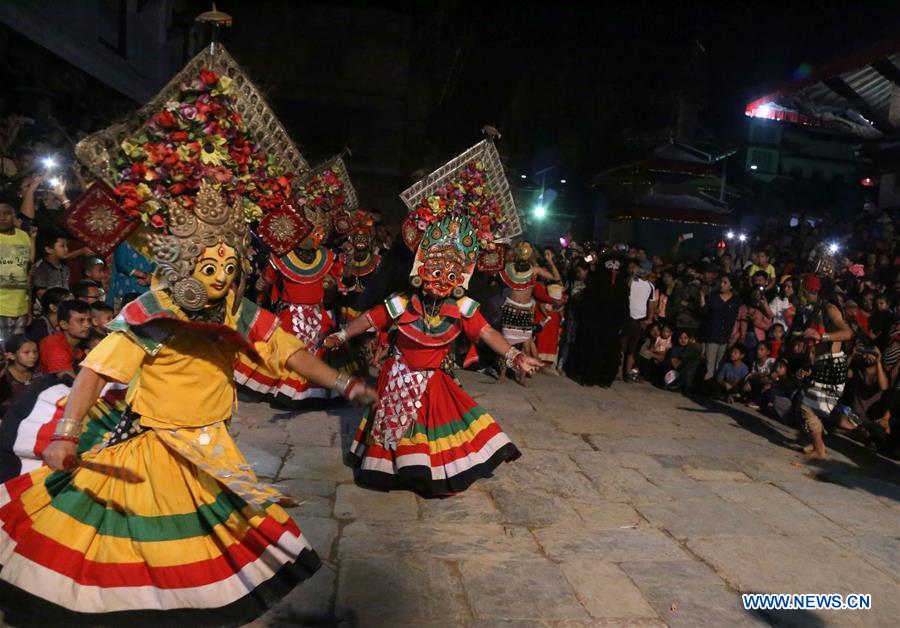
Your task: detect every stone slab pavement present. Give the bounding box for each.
[239,372,900,627]
[4,371,889,627]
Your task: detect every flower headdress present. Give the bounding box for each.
[74,45,309,311]
[399,133,521,289]
[292,154,358,246]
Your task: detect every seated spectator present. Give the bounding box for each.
[90,301,114,336]
[0,335,38,419]
[25,286,72,343]
[783,335,810,365]
[834,346,890,434]
[31,228,70,298]
[743,342,776,408]
[38,300,91,376]
[881,323,900,385]
[72,278,104,304]
[768,323,785,359]
[636,323,664,376]
[714,343,749,402]
[659,329,703,392]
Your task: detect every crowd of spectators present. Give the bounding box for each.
[545,213,899,460]
[0,102,898,464]
[0,109,119,416]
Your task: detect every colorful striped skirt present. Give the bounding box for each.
[348,359,521,497]
[234,303,336,404]
[0,402,320,626]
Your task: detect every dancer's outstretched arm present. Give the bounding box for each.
[479,325,543,375]
[43,367,110,471]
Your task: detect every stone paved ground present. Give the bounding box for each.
[238,372,900,628]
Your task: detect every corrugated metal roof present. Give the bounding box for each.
[746,42,900,138]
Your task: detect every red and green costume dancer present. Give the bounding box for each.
[347,293,520,496]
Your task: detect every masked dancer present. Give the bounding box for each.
[0,48,375,626]
[325,141,541,497]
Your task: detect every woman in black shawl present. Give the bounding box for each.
[569,254,629,387]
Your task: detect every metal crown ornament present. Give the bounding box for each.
[150,180,250,311]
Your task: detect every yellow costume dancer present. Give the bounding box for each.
[0,40,375,627]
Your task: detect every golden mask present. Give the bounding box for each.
[191,243,239,301]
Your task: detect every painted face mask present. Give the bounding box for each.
[351,230,372,253]
[418,246,466,298]
[299,226,326,250]
[191,243,239,301]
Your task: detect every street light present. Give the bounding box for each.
[560,179,567,184]
[520,174,527,179]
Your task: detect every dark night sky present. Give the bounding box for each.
[425,1,900,177]
[214,0,899,178]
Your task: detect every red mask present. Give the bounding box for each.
[418,249,465,298]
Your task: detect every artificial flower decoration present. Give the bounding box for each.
[111,67,295,231]
[293,164,349,214]
[406,160,505,251]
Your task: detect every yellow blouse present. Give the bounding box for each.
[82,322,306,429]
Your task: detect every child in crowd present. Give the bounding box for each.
[715,343,749,402]
[743,342,776,409]
[25,287,72,344]
[637,324,669,376]
[768,323,785,359]
[90,302,115,336]
[0,335,39,419]
[83,257,109,292]
[659,329,704,392]
[31,229,70,298]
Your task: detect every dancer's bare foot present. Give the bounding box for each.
[802,443,815,454]
[802,450,827,461]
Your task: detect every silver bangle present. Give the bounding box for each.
[335,329,349,345]
[52,417,82,439]
[331,372,352,396]
[504,347,522,369]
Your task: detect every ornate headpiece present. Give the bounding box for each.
[512,241,534,264]
[411,215,480,289]
[399,132,521,291]
[73,44,309,311]
[150,180,249,310]
[293,154,358,247]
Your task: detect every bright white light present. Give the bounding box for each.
[48,177,61,188]
[520,174,527,179]
[726,231,735,240]
[828,242,840,255]
[749,164,758,171]
[560,179,567,184]
[738,233,748,243]
[559,237,567,246]
[41,156,57,170]
[534,205,546,219]
[757,103,772,117]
